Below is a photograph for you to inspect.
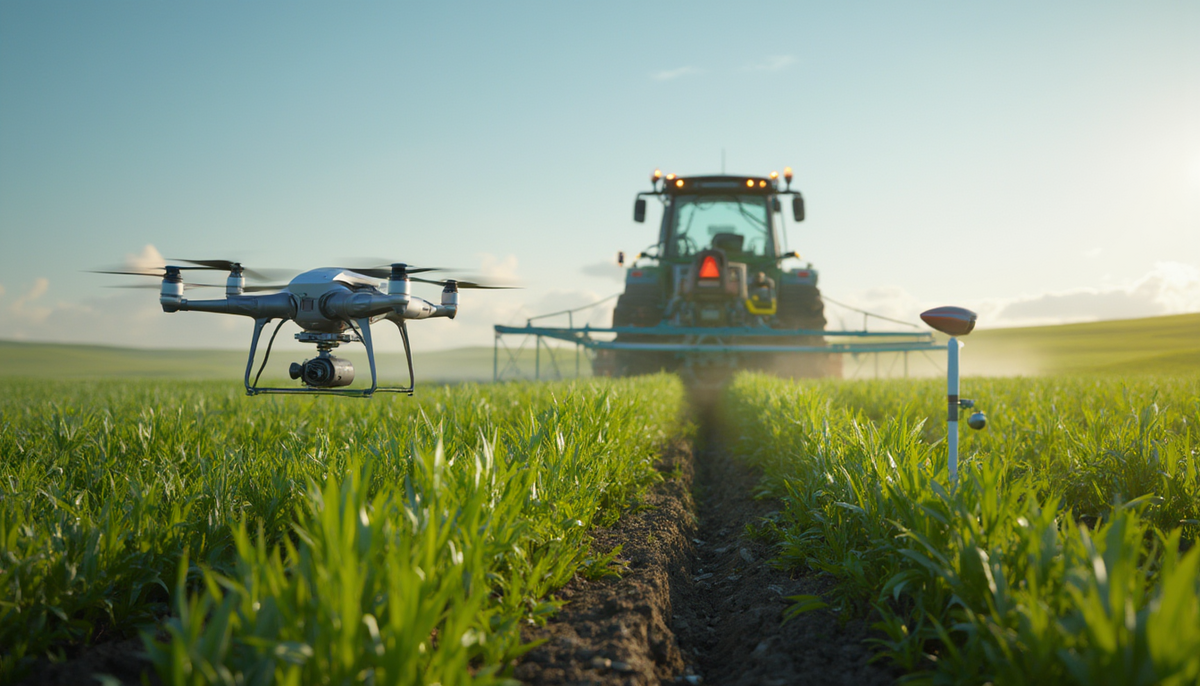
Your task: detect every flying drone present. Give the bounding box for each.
[96,259,510,397]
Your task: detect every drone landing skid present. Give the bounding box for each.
[242,316,416,397]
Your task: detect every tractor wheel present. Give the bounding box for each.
[608,286,670,377]
[773,284,839,378]
[612,286,663,327]
[776,283,827,331]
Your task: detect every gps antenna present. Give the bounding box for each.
[920,306,978,487]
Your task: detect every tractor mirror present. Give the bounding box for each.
[792,195,805,222]
[633,198,646,223]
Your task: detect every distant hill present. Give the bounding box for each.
[0,340,512,382]
[845,312,1199,378]
[959,312,1199,377]
[1,312,1195,381]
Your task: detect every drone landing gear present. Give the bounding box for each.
[243,316,416,397]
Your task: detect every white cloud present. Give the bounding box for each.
[825,285,924,330]
[746,55,796,71]
[988,262,1200,326]
[580,261,625,282]
[828,262,1200,330]
[651,66,700,81]
[1083,247,1102,258]
[0,285,237,347]
[9,277,52,323]
[477,253,520,284]
[125,244,166,271]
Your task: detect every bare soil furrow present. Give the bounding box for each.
[519,422,897,685]
[516,440,696,685]
[670,431,895,686]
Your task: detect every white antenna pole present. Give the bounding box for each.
[920,306,978,489]
[947,336,959,486]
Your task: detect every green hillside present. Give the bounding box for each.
[1,312,1195,381]
[843,312,1199,378]
[962,312,1199,376]
[0,339,581,383]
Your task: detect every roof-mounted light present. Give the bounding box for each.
[675,179,684,188]
[666,173,676,181]
[770,171,779,180]
[784,166,793,190]
[652,169,662,183]
[745,179,754,187]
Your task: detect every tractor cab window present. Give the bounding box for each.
[668,195,774,259]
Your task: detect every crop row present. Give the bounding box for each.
[726,373,1200,685]
[0,376,685,683]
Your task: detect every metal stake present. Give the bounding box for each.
[947,336,959,486]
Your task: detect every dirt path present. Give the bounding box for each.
[515,439,697,684]
[670,431,894,686]
[518,422,896,685]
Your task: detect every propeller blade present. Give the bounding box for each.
[91,265,230,277]
[91,268,171,278]
[173,258,239,271]
[170,259,292,282]
[105,282,220,290]
[105,282,285,292]
[410,276,519,290]
[340,263,444,279]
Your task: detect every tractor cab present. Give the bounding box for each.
[604,169,830,378]
[664,191,778,260]
[622,173,813,329]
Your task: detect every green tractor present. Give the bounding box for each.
[594,169,839,383]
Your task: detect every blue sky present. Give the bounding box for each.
[1,2,1197,350]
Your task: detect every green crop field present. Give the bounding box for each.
[0,376,685,683]
[2,314,1198,684]
[726,373,1200,684]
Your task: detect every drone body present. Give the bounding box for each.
[101,260,501,397]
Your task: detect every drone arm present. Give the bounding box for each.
[170,293,297,319]
[392,296,456,320]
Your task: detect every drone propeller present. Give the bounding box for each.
[171,259,290,282]
[103,281,288,292]
[105,281,221,289]
[90,266,213,278]
[410,276,518,290]
[343,263,444,279]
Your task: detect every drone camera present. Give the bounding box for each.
[289,354,355,388]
